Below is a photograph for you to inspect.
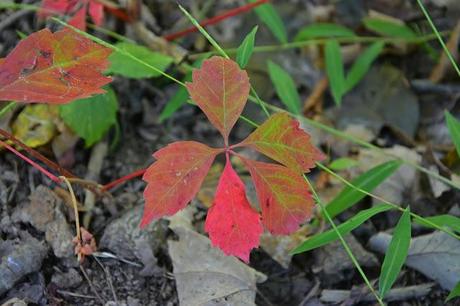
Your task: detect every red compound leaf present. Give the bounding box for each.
[240,157,314,235]
[39,0,105,30]
[186,56,250,144]
[0,28,112,104]
[141,141,221,227]
[238,112,325,173]
[205,155,263,262]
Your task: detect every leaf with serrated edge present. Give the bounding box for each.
[0,28,112,104]
[205,156,263,262]
[238,112,325,173]
[186,56,250,143]
[241,157,313,234]
[141,141,221,227]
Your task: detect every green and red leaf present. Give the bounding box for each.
[141,141,221,227]
[0,28,112,104]
[186,56,250,143]
[39,0,104,30]
[239,112,325,173]
[205,156,263,262]
[241,157,314,234]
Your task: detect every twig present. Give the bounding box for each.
[60,176,81,261]
[101,168,146,191]
[79,265,105,304]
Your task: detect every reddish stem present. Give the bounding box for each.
[163,0,269,41]
[101,168,147,191]
[0,139,61,184]
[0,128,75,178]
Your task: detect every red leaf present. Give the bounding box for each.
[186,56,250,144]
[240,157,314,234]
[0,28,112,104]
[141,141,221,227]
[68,6,87,31]
[88,1,104,25]
[238,112,325,173]
[39,0,104,30]
[205,156,263,262]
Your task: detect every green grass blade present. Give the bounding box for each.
[379,207,412,298]
[267,61,302,114]
[345,41,384,92]
[329,157,358,171]
[250,0,287,44]
[445,111,460,157]
[325,160,401,219]
[292,204,392,254]
[159,86,189,123]
[446,281,460,302]
[325,40,345,106]
[236,26,258,68]
[414,214,460,233]
[294,23,355,41]
[363,17,417,39]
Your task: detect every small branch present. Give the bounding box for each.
[0,128,75,178]
[0,139,61,184]
[163,0,268,41]
[101,168,147,191]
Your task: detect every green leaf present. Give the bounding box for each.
[445,111,460,157]
[414,214,460,233]
[107,42,173,79]
[267,61,302,114]
[446,281,460,302]
[325,40,346,106]
[379,207,412,298]
[60,86,118,147]
[363,17,417,39]
[344,41,384,92]
[329,157,358,171]
[250,0,287,44]
[294,23,355,41]
[291,204,392,254]
[159,86,189,123]
[236,26,258,68]
[325,160,401,218]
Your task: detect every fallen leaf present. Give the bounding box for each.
[168,227,266,306]
[0,28,112,104]
[205,156,263,262]
[369,231,460,290]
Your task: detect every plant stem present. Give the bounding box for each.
[0,102,16,118]
[101,168,146,191]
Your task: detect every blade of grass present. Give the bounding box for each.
[325,40,345,105]
[250,0,287,44]
[379,207,411,297]
[292,203,392,253]
[325,160,401,218]
[445,111,460,157]
[267,61,302,114]
[236,26,258,68]
[416,0,460,78]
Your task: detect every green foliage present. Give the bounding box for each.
[325,40,345,106]
[267,61,302,114]
[363,17,417,39]
[60,86,118,147]
[344,41,385,92]
[159,86,189,123]
[292,204,392,254]
[236,26,258,68]
[250,0,287,44]
[379,207,411,297]
[325,160,401,219]
[445,111,460,157]
[414,214,460,233]
[446,281,460,302]
[107,42,173,79]
[294,23,355,41]
[329,157,358,171]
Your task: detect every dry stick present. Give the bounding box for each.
[0,128,75,178]
[60,176,82,262]
[163,0,269,41]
